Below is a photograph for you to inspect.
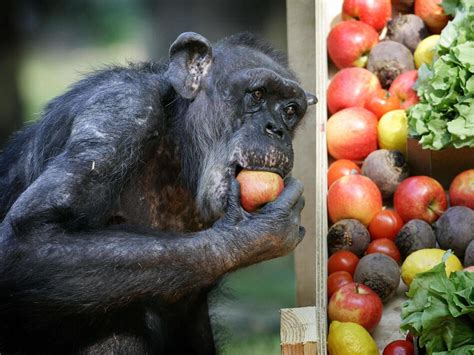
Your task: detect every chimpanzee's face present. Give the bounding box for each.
[166,33,315,221]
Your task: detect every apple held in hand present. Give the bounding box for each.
[389,70,419,109]
[327,20,379,69]
[327,67,381,115]
[342,0,392,32]
[449,169,474,209]
[328,282,383,332]
[327,174,383,226]
[236,170,284,212]
[394,176,447,223]
[327,107,378,161]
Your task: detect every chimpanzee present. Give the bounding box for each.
[0,32,316,354]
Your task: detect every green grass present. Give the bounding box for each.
[224,334,281,355]
[217,255,296,353]
[19,42,148,122]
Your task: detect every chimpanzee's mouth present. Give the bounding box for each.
[233,163,286,179]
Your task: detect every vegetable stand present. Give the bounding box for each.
[283,0,474,353]
[282,0,408,353]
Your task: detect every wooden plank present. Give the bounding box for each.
[287,0,317,308]
[280,307,318,355]
[313,1,344,353]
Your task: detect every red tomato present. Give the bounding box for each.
[327,159,361,188]
[328,250,360,275]
[383,339,415,355]
[327,271,353,298]
[365,89,401,120]
[368,209,404,241]
[366,238,401,263]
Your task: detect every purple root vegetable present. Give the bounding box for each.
[362,149,409,199]
[387,14,429,53]
[433,206,474,260]
[396,219,437,259]
[354,253,401,303]
[327,219,371,257]
[367,41,415,88]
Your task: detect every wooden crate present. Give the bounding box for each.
[407,138,474,189]
[282,1,409,353]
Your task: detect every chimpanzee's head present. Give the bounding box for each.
[165,32,316,221]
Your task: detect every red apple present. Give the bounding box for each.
[327,159,361,188]
[364,89,401,120]
[236,170,284,212]
[327,67,381,115]
[327,20,379,69]
[327,174,383,226]
[327,107,378,161]
[394,176,448,223]
[328,282,383,332]
[342,0,392,31]
[415,0,450,34]
[389,70,419,109]
[449,169,474,209]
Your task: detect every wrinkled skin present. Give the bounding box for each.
[0,32,315,354]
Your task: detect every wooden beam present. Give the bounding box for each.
[287,0,317,309]
[280,307,318,355]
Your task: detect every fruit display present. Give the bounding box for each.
[323,0,474,352]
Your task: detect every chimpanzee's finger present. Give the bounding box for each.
[293,196,305,214]
[261,177,304,212]
[224,178,244,223]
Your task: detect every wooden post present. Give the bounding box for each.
[287,0,317,309]
[284,0,340,353]
[280,307,317,355]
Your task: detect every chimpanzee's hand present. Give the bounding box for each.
[214,177,305,269]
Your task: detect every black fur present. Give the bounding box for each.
[0,32,313,354]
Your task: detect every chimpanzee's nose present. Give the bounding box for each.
[265,121,285,139]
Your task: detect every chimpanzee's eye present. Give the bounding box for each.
[252,88,264,101]
[284,104,297,117]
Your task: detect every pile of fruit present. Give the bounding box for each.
[324,0,474,353]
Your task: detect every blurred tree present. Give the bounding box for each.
[148,0,286,57]
[0,1,24,147]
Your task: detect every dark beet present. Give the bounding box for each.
[354,253,400,303]
[434,206,474,260]
[367,41,415,88]
[396,219,436,259]
[327,219,370,257]
[386,14,429,52]
[362,149,409,199]
[465,240,474,266]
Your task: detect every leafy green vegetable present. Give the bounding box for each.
[408,0,474,149]
[400,260,474,354]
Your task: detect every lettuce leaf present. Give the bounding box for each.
[400,260,474,354]
[408,0,474,149]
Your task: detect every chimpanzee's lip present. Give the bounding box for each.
[233,163,286,179]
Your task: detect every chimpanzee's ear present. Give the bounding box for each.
[166,32,213,99]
